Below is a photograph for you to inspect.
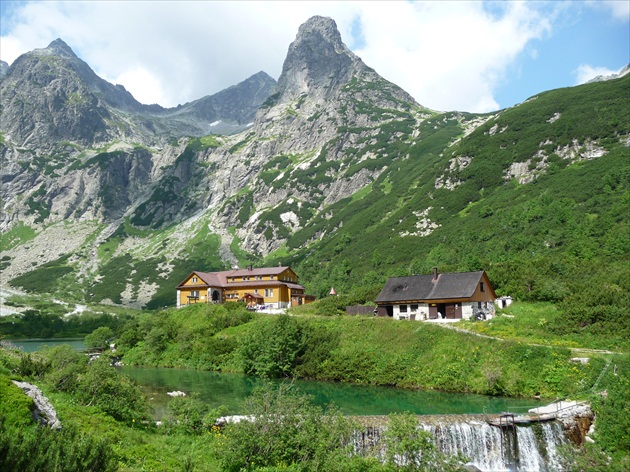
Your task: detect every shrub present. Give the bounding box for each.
[383,412,466,471]
[214,382,354,471]
[84,326,114,351]
[76,358,150,425]
[239,316,305,378]
[0,421,115,472]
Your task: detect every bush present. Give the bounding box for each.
[41,344,88,393]
[0,375,35,429]
[214,383,354,471]
[383,413,466,471]
[0,421,115,472]
[239,316,305,378]
[163,394,227,435]
[76,358,151,425]
[84,327,114,351]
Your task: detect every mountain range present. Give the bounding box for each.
[1,16,628,329]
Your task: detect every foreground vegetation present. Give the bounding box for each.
[2,299,629,470]
[0,345,471,471]
[1,329,628,471]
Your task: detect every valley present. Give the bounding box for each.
[1,13,628,472]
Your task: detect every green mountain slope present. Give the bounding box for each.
[1,18,627,345]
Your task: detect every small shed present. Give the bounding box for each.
[242,292,264,309]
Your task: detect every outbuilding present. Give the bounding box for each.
[375,267,496,321]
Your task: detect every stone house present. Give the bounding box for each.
[375,268,496,321]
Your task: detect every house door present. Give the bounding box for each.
[212,290,220,302]
[377,306,393,317]
[445,304,462,319]
[429,303,448,320]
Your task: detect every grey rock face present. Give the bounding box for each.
[160,71,277,135]
[12,381,62,429]
[0,60,9,79]
[0,39,276,147]
[276,16,365,102]
[0,16,431,301]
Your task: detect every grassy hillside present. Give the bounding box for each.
[112,304,610,399]
[5,76,628,342]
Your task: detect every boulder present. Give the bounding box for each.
[12,381,61,429]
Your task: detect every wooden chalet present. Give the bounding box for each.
[176,265,315,309]
[375,267,496,321]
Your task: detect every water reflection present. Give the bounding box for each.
[120,366,541,418]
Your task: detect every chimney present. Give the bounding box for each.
[432,267,439,282]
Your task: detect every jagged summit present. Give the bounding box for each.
[44,38,78,59]
[276,16,367,102]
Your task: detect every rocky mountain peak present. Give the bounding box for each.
[44,38,79,59]
[275,16,366,102]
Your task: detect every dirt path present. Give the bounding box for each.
[436,323,621,355]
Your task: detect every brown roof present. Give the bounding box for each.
[375,270,491,303]
[177,267,300,289]
[223,280,305,290]
[229,266,292,277]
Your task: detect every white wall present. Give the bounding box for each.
[392,302,494,321]
[393,303,429,320]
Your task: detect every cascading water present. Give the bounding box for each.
[354,417,571,471]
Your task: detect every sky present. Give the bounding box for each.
[1,1,628,113]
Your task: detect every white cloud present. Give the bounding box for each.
[104,66,168,106]
[0,1,604,113]
[351,1,551,111]
[587,0,630,21]
[574,64,621,84]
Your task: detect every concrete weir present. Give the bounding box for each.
[351,402,594,472]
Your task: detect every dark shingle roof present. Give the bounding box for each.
[375,271,486,303]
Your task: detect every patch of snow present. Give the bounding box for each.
[209,120,221,127]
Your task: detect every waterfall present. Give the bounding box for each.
[353,417,570,471]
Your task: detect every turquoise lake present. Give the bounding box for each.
[5,338,543,417]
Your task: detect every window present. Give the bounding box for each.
[191,290,199,298]
[231,277,235,282]
[265,288,274,298]
[254,289,258,294]
[410,304,418,312]
[399,305,408,313]
[192,277,198,283]
[480,282,485,292]
[270,275,274,280]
